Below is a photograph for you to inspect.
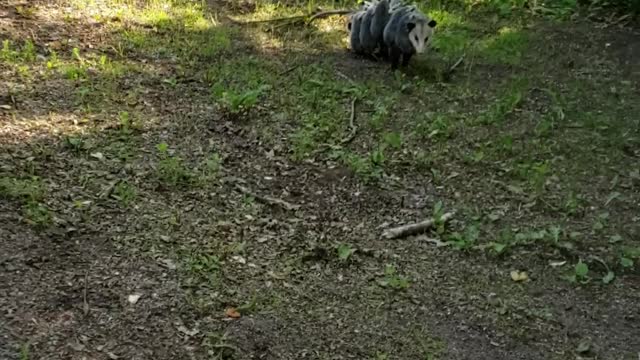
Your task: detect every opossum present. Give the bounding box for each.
[382,3,437,69]
[359,0,379,55]
[369,0,391,58]
[347,10,366,54]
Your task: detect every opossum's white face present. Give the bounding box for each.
[407,19,437,54]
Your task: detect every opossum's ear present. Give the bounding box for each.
[406,22,416,32]
[428,19,437,28]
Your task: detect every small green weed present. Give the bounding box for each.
[446,223,480,251]
[186,252,221,283]
[197,152,222,182]
[61,64,88,80]
[24,201,52,228]
[15,5,37,19]
[117,111,141,137]
[19,342,30,360]
[620,257,634,269]
[341,150,384,182]
[378,264,410,290]
[0,176,44,202]
[621,246,640,261]
[369,102,391,131]
[46,51,60,70]
[212,83,270,116]
[113,181,137,206]
[64,136,89,153]
[592,212,609,233]
[155,142,193,187]
[374,352,390,360]
[432,201,447,235]
[478,27,528,65]
[478,80,526,125]
[565,259,590,284]
[337,243,356,262]
[415,114,456,140]
[1,39,36,63]
[382,132,403,150]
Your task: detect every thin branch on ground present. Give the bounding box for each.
[382,212,455,239]
[311,97,358,156]
[229,9,354,25]
[234,184,301,211]
[339,97,358,145]
[447,55,465,75]
[414,235,451,247]
[82,270,90,316]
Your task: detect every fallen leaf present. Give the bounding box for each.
[549,260,567,267]
[0,104,12,110]
[127,294,142,304]
[231,255,246,264]
[602,271,615,284]
[90,152,105,160]
[177,325,200,336]
[225,307,241,318]
[576,339,591,353]
[510,270,529,282]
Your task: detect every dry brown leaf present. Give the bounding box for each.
[225,307,241,318]
[510,270,529,282]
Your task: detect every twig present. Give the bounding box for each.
[98,179,120,199]
[279,64,300,76]
[310,97,358,156]
[234,184,300,211]
[447,55,465,74]
[335,70,355,84]
[339,97,358,145]
[306,9,355,23]
[414,235,451,247]
[82,270,90,316]
[231,9,354,25]
[382,212,455,239]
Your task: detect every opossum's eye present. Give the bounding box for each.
[428,19,437,28]
[406,22,416,32]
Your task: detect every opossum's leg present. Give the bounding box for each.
[401,52,413,67]
[389,46,401,70]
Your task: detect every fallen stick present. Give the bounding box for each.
[382,212,455,239]
[414,235,451,247]
[234,184,301,211]
[310,97,358,156]
[339,97,358,145]
[231,9,354,25]
[447,55,465,74]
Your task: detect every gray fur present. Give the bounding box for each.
[348,11,365,54]
[359,2,378,54]
[369,0,390,56]
[382,4,436,69]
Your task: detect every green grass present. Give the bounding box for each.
[0,177,44,202]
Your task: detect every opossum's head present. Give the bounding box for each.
[407,16,437,54]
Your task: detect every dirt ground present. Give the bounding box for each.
[1,0,640,359]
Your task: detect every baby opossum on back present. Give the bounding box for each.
[346,0,437,69]
[347,1,375,55]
